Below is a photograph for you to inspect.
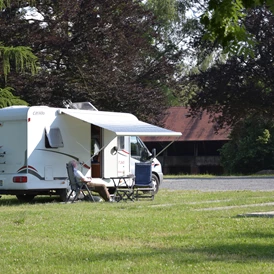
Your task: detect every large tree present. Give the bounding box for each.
[182,7,274,130]
[0,0,184,125]
[181,6,274,174]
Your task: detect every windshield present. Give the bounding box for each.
[130,136,150,162]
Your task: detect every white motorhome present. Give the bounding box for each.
[0,102,181,202]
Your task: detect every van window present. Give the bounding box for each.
[45,128,64,148]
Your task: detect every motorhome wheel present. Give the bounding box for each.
[152,173,160,194]
[57,189,68,202]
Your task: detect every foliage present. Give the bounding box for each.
[0,43,37,81]
[145,0,179,25]
[0,1,38,108]
[0,0,185,125]
[201,0,274,55]
[0,0,10,9]
[220,116,274,174]
[1,190,274,273]
[0,87,28,107]
[182,7,274,130]
[0,42,37,107]
[147,0,211,70]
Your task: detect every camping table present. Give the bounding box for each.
[110,175,135,202]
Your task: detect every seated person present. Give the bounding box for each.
[71,160,112,202]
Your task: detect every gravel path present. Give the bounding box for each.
[161,176,274,191]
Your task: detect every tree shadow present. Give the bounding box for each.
[0,195,61,206]
[239,231,274,239]
[58,241,274,267]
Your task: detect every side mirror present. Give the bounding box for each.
[151,148,156,158]
[111,146,118,155]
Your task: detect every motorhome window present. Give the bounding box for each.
[118,136,125,150]
[45,128,64,148]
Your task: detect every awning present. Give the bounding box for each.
[59,109,182,137]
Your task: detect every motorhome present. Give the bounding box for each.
[0,102,181,202]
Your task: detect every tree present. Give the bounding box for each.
[0,0,184,125]
[182,7,274,130]
[182,7,274,174]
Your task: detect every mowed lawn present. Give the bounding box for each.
[0,189,274,273]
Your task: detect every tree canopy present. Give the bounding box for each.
[182,7,274,130]
[0,0,186,124]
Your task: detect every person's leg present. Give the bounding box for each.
[86,182,110,201]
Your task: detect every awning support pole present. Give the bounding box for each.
[153,136,181,160]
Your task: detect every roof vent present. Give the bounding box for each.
[63,100,98,111]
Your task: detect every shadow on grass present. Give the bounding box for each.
[54,242,274,268]
[0,195,61,206]
[182,243,274,262]
[74,243,274,265]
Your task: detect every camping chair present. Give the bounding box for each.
[66,162,95,202]
[133,163,155,200]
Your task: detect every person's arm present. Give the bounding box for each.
[75,169,90,182]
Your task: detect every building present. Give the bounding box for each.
[142,107,230,175]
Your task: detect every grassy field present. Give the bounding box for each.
[1,190,274,273]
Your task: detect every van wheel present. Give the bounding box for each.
[57,189,68,202]
[152,174,160,194]
[16,194,35,202]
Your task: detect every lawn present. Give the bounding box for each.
[0,190,274,273]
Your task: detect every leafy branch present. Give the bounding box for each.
[0,44,38,81]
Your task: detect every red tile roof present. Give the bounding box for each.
[143,107,230,142]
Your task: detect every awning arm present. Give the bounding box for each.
[152,136,181,160]
[90,144,107,161]
[76,141,108,163]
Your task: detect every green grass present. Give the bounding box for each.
[1,190,274,273]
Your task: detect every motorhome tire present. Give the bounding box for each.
[152,173,159,194]
[16,194,35,202]
[57,189,68,202]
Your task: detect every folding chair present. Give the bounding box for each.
[66,162,95,202]
[133,163,155,200]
